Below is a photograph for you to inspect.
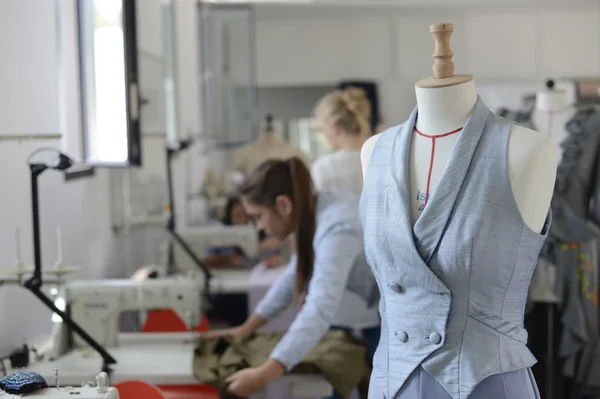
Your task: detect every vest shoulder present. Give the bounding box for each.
[363,124,404,152]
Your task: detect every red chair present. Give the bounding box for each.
[114,380,220,399]
[142,310,210,332]
[159,385,220,399]
[140,311,219,399]
[113,380,165,399]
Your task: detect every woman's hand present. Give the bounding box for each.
[199,325,251,340]
[226,368,267,397]
[226,359,285,397]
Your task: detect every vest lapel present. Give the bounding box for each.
[413,96,490,264]
[387,107,418,258]
[387,106,450,294]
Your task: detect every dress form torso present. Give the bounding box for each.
[362,80,557,233]
[531,89,576,164]
[359,22,558,399]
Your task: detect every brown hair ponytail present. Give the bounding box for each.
[238,157,316,297]
[288,157,316,297]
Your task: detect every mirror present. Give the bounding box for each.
[77,0,142,167]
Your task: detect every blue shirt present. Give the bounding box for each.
[255,189,380,370]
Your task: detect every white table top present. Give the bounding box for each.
[16,333,197,386]
[11,333,331,395]
[209,268,252,294]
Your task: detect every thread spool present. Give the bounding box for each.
[416,23,473,89]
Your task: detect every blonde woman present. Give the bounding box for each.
[311,87,372,196]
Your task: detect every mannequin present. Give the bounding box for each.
[362,25,556,233]
[233,114,311,173]
[359,23,558,399]
[501,80,600,397]
[530,80,576,164]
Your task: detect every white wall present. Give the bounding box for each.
[0,0,186,354]
[0,0,112,354]
[254,3,600,125]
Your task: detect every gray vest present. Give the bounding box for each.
[359,97,550,399]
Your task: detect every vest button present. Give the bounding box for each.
[389,283,403,293]
[396,330,408,342]
[429,332,442,345]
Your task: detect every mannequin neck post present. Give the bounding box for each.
[414,80,478,135]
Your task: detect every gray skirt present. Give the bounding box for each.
[368,366,540,399]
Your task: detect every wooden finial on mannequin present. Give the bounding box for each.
[416,23,473,89]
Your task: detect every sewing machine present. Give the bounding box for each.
[48,277,201,357]
[0,373,118,399]
[173,224,259,274]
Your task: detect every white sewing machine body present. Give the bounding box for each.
[49,277,202,355]
[173,225,259,274]
[7,224,333,397]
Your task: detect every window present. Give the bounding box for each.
[77,0,141,167]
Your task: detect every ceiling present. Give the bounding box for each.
[222,0,599,7]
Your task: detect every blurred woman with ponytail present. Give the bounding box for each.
[201,157,380,398]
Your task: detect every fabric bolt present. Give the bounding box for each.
[0,371,48,394]
[192,330,369,399]
[254,190,380,371]
[360,96,548,399]
[500,104,600,390]
[311,151,364,197]
[367,366,540,399]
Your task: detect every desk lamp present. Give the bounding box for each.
[24,148,116,372]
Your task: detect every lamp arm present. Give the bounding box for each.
[24,160,116,373]
[27,163,47,288]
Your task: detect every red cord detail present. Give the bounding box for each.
[414,126,463,207]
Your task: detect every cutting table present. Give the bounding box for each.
[7,333,332,398]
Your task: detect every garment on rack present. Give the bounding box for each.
[192,330,369,399]
[499,104,600,389]
[233,136,311,174]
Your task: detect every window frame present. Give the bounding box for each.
[76,0,142,168]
